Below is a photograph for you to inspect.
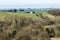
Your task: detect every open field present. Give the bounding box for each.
[0,12,39,20]
[0,10,60,40]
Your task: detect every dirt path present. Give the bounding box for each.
[50,38,60,40]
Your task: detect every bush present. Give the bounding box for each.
[45,28,55,38]
[34,18,48,26]
[15,16,33,30]
[37,14,56,25]
[55,25,60,37]
[38,31,50,40]
[0,20,12,32]
[48,9,60,16]
[0,21,5,27]
[17,35,31,40]
[48,21,55,25]
[34,18,55,26]
[8,30,17,38]
[3,15,13,27]
[0,31,11,40]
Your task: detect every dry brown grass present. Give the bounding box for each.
[1,12,60,40]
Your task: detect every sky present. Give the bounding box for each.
[0,0,60,9]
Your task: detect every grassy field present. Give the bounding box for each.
[0,12,39,20]
[0,11,60,40]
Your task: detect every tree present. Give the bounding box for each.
[14,9,17,13]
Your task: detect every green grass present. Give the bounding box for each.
[16,13,39,20]
[0,12,39,20]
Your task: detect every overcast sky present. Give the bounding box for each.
[0,0,60,9]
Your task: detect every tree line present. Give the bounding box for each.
[0,9,25,13]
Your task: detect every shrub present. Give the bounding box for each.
[17,35,31,40]
[46,28,55,38]
[48,9,60,16]
[0,20,12,32]
[34,18,48,26]
[31,30,40,36]
[34,18,55,26]
[55,25,60,37]
[48,21,55,25]
[15,16,33,30]
[3,15,13,27]
[35,14,39,16]
[55,16,60,23]
[8,30,17,38]
[0,21,5,27]
[37,13,56,25]
[38,31,50,40]
[0,31,10,40]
